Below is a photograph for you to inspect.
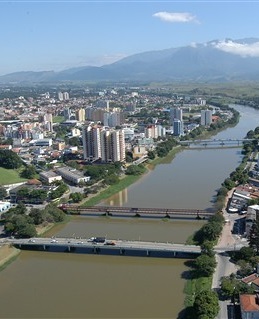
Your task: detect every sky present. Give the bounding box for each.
[1,0,259,75]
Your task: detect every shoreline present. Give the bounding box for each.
[0,245,20,271]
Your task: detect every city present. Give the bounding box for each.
[0,85,258,319]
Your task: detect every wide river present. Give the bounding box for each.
[0,104,258,319]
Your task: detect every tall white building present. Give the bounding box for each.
[145,124,166,139]
[201,109,212,126]
[82,125,102,161]
[75,108,85,122]
[83,126,125,162]
[58,92,69,101]
[44,113,53,132]
[111,129,125,162]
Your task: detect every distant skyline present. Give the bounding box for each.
[1,0,259,76]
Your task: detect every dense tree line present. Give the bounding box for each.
[84,162,123,182]
[184,213,225,318]
[49,182,69,200]
[2,203,66,238]
[156,136,178,157]
[16,187,48,204]
[0,150,23,169]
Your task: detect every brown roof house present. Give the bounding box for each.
[240,294,259,319]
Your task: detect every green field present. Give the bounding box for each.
[0,167,27,185]
[53,116,65,123]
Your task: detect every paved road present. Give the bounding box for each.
[8,237,202,254]
[212,206,247,319]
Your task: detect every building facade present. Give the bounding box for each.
[201,109,213,126]
[82,125,125,162]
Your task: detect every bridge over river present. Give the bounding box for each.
[7,237,245,259]
[60,205,212,219]
[180,138,255,148]
[9,237,201,259]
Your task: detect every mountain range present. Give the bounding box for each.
[2,38,259,83]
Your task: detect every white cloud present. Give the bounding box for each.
[190,42,197,48]
[214,40,259,57]
[153,11,199,23]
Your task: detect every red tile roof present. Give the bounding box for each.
[240,294,259,312]
[242,273,258,284]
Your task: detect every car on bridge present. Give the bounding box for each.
[104,241,116,246]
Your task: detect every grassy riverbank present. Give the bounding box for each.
[0,245,20,271]
[184,275,213,307]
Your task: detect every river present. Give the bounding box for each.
[0,104,258,319]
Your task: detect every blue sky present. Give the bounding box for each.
[1,0,259,75]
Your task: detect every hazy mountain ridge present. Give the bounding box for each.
[2,38,259,83]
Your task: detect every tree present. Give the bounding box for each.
[20,165,37,179]
[193,290,219,319]
[125,165,145,175]
[69,192,84,203]
[29,208,46,225]
[200,240,215,257]
[0,149,23,169]
[200,222,223,242]
[194,254,217,277]
[238,246,255,261]
[0,186,7,200]
[220,275,238,300]
[103,174,119,185]
[147,150,156,160]
[16,223,37,238]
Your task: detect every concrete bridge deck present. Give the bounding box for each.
[9,237,202,259]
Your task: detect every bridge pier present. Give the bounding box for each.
[68,246,70,252]
[147,250,149,256]
[43,245,46,250]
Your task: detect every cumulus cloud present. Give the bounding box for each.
[153,11,199,23]
[214,40,259,57]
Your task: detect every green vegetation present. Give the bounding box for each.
[192,290,220,319]
[156,137,178,157]
[183,213,224,318]
[125,164,146,175]
[2,203,66,238]
[0,167,27,185]
[20,165,37,179]
[69,192,84,203]
[16,187,48,204]
[0,150,23,169]
[49,182,69,200]
[53,115,65,123]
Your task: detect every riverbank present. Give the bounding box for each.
[81,145,184,207]
[0,245,20,271]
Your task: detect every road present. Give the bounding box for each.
[212,204,248,319]
[7,237,202,254]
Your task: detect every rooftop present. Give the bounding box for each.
[240,294,259,312]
